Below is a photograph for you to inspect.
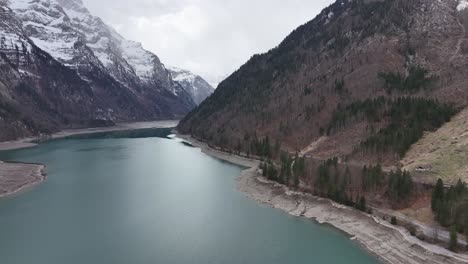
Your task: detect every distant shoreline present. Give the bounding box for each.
[0,120,178,199]
[177,133,468,264]
[0,120,179,152]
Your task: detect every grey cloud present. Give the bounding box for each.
[83,0,334,86]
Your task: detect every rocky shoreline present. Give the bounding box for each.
[177,133,468,264]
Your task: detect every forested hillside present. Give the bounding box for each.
[179,0,468,166]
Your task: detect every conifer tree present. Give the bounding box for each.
[449,226,458,252]
[432,179,445,211]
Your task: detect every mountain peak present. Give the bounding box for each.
[168,67,214,105]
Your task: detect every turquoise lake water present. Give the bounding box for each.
[0,136,380,264]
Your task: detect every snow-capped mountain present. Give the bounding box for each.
[0,0,112,139]
[8,0,188,95]
[169,67,214,105]
[0,0,209,140]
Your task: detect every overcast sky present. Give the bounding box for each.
[83,0,334,86]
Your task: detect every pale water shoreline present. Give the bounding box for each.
[0,120,179,151]
[177,133,468,264]
[0,121,178,198]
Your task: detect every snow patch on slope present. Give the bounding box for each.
[8,0,80,64]
[458,0,468,11]
[29,36,75,60]
[120,40,156,79]
[0,32,28,50]
[168,66,214,104]
[168,66,197,84]
[7,0,30,10]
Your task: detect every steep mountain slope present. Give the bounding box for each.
[12,0,178,93]
[0,2,112,140]
[179,0,468,166]
[168,66,214,105]
[7,0,195,116]
[0,0,211,140]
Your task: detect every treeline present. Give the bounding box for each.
[327,97,455,157]
[378,66,434,92]
[327,97,386,135]
[432,179,468,234]
[361,97,455,157]
[261,153,306,189]
[315,158,365,209]
[213,132,282,161]
[260,155,416,223]
[244,135,280,159]
[431,178,468,251]
[315,159,414,211]
[387,170,413,202]
[362,164,383,191]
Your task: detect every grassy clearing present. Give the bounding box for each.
[402,107,468,185]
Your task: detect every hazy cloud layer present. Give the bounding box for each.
[83,0,334,86]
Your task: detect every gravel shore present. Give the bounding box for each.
[0,161,45,198]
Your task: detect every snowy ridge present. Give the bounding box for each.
[120,39,158,80]
[7,0,174,91]
[2,0,211,109]
[168,66,197,84]
[56,0,171,83]
[168,66,214,105]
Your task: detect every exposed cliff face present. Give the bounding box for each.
[169,66,214,105]
[179,0,468,165]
